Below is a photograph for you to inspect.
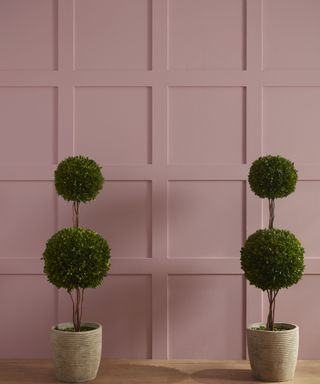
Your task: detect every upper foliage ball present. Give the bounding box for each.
[43,227,111,290]
[248,155,297,199]
[241,229,304,291]
[55,156,104,202]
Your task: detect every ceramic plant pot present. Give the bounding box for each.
[51,322,102,383]
[247,323,299,382]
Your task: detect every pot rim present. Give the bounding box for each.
[247,322,298,333]
[51,322,102,334]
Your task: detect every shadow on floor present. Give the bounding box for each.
[191,368,257,383]
[0,362,261,384]
[98,363,188,384]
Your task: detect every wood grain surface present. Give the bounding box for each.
[0,359,319,383]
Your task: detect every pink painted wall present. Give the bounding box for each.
[0,0,320,359]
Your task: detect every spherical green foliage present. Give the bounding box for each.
[241,229,304,291]
[248,155,298,199]
[43,227,111,290]
[55,156,104,202]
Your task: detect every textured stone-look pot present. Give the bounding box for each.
[51,322,102,383]
[247,323,299,382]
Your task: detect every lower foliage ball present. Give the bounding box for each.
[240,228,304,291]
[43,227,111,290]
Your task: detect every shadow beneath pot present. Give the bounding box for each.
[98,363,188,384]
[0,361,258,384]
[192,368,256,383]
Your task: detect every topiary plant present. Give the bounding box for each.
[43,156,110,332]
[241,155,304,331]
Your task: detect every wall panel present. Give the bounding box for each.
[263,276,320,359]
[263,87,320,162]
[263,0,320,70]
[168,181,245,259]
[168,87,245,164]
[0,182,56,260]
[75,86,152,164]
[0,0,58,70]
[58,275,152,358]
[168,0,245,70]
[0,87,58,164]
[168,275,245,359]
[75,0,152,70]
[0,275,56,358]
[263,181,320,258]
[80,181,152,259]
[0,0,320,359]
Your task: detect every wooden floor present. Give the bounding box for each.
[0,359,319,383]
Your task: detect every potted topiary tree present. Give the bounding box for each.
[42,155,111,383]
[241,155,305,382]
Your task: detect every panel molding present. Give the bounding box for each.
[1,0,320,359]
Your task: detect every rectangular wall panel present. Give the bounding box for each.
[0,0,58,70]
[0,182,56,260]
[168,275,245,358]
[263,87,320,162]
[75,87,152,165]
[262,275,320,359]
[58,275,152,358]
[1,0,320,359]
[262,181,320,258]
[0,275,56,358]
[168,0,245,70]
[168,181,245,258]
[75,0,152,70]
[168,87,245,164]
[263,0,320,69]
[80,181,152,259]
[0,87,58,165]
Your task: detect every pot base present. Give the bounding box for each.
[247,323,299,382]
[51,322,102,383]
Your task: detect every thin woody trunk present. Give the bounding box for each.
[268,198,275,230]
[69,201,85,331]
[72,201,80,228]
[68,288,85,332]
[266,289,279,331]
[266,198,277,330]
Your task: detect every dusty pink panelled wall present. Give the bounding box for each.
[0,0,320,359]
